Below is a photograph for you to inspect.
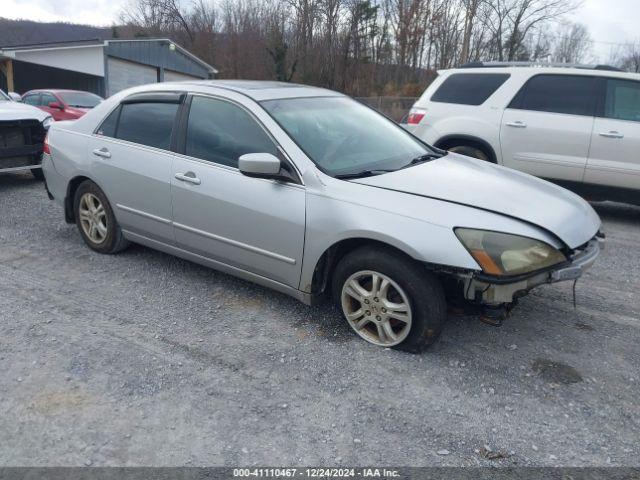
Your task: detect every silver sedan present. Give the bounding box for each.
[42,81,602,352]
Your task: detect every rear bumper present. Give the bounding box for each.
[41,153,66,206]
[463,238,602,304]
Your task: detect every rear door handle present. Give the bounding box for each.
[174,172,201,185]
[505,121,527,128]
[92,147,111,159]
[599,131,624,139]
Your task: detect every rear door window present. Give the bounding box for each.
[604,79,640,122]
[431,73,510,105]
[115,102,179,150]
[509,74,598,117]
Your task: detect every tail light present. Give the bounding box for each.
[407,108,427,125]
[43,132,51,155]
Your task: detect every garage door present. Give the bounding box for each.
[107,58,158,97]
[164,70,201,82]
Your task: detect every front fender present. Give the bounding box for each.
[300,190,477,292]
[299,180,563,293]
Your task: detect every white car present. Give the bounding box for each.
[0,89,52,179]
[405,62,640,205]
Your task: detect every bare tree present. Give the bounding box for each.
[611,41,640,73]
[459,0,480,63]
[552,22,591,63]
[479,0,581,61]
[119,0,588,95]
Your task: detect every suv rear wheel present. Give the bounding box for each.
[332,246,446,353]
[448,144,489,161]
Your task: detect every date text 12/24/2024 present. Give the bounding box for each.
[233,468,401,478]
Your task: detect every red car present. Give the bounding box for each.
[21,89,103,121]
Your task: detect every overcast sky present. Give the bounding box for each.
[5,0,640,62]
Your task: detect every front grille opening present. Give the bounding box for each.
[0,120,46,170]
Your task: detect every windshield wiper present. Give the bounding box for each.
[401,153,444,169]
[334,169,397,179]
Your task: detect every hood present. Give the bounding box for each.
[0,101,49,122]
[353,153,601,249]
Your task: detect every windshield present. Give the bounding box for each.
[261,96,437,177]
[0,90,9,101]
[58,91,102,108]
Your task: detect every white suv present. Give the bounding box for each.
[406,62,640,205]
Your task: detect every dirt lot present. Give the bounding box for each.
[1,173,639,467]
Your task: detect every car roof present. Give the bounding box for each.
[22,88,100,97]
[25,89,100,95]
[439,66,640,81]
[170,80,344,101]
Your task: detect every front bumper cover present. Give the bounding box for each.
[549,238,600,282]
[463,237,602,304]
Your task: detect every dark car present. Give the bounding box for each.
[21,89,102,121]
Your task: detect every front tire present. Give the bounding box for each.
[73,180,129,254]
[332,246,446,353]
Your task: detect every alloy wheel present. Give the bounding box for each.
[78,193,108,245]
[340,270,412,347]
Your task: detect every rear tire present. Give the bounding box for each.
[447,144,490,162]
[73,180,129,254]
[332,246,447,353]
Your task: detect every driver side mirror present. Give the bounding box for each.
[239,153,289,181]
[48,101,64,110]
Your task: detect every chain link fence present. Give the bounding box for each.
[355,96,418,122]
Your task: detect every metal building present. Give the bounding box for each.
[0,38,217,98]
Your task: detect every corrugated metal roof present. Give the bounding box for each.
[0,38,217,76]
[0,39,104,50]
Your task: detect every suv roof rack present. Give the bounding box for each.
[458,61,622,72]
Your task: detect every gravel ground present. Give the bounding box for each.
[1,172,639,467]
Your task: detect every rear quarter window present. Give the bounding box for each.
[96,107,120,137]
[430,73,510,105]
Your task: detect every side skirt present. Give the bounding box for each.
[122,230,318,306]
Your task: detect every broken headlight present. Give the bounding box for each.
[455,228,566,277]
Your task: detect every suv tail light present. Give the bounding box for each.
[43,132,50,155]
[407,108,426,125]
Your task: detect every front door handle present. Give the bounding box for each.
[599,131,624,139]
[175,172,201,185]
[92,147,111,159]
[505,121,527,128]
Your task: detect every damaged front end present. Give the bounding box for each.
[443,234,603,325]
[0,119,47,174]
